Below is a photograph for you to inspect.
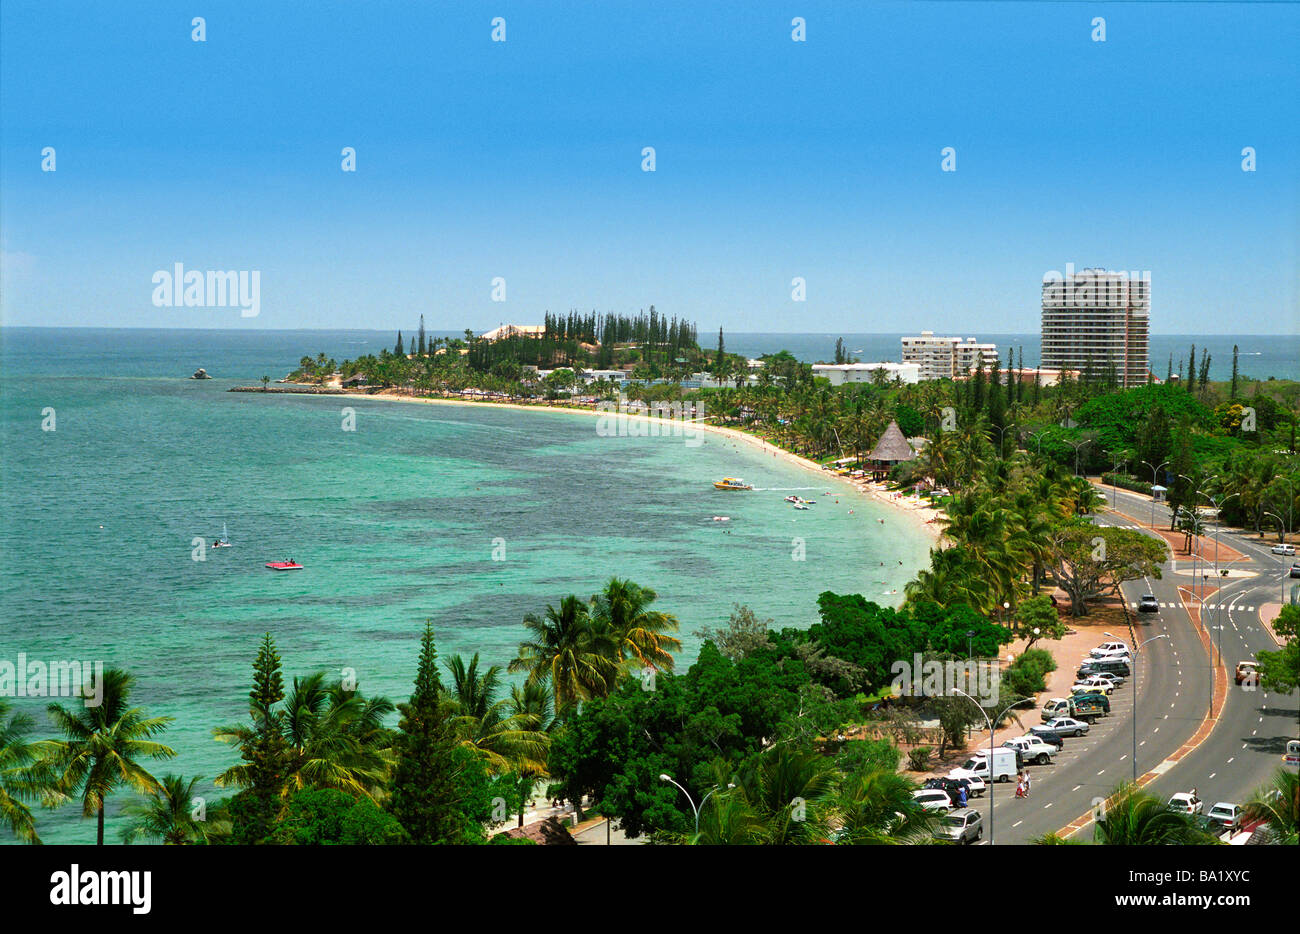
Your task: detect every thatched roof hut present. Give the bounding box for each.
[868,420,916,464]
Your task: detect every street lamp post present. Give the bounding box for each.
[1140,460,1169,529]
[1105,449,1131,508]
[967,629,975,658]
[1106,631,1168,782]
[1197,490,1239,661]
[1175,504,1201,599]
[659,774,734,838]
[1066,439,1091,477]
[1265,512,1287,604]
[952,690,1031,846]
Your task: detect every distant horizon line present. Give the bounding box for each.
[1,325,1293,339]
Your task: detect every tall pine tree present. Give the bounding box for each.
[225,633,291,845]
[387,622,484,844]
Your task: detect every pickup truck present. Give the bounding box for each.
[1071,693,1110,720]
[1002,736,1057,765]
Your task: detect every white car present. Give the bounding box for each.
[1090,641,1130,658]
[1271,543,1295,556]
[1071,677,1116,695]
[1089,648,1132,664]
[1207,802,1242,834]
[912,789,954,812]
[1033,717,1090,737]
[1167,792,1204,815]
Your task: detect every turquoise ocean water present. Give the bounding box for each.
[0,328,933,843]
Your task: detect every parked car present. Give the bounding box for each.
[934,808,983,844]
[1003,736,1057,765]
[1085,658,1132,678]
[1290,563,1300,579]
[1089,649,1132,665]
[1033,717,1090,737]
[1138,594,1160,613]
[1235,661,1259,686]
[1167,792,1204,815]
[923,775,984,800]
[1024,730,1064,750]
[1091,640,1132,657]
[1072,677,1116,695]
[912,789,954,812]
[1207,802,1242,834]
[1271,543,1295,556]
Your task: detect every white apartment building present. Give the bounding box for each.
[812,362,921,386]
[900,332,1000,380]
[1041,267,1150,388]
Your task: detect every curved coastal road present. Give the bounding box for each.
[954,484,1296,844]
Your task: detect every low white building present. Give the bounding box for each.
[812,362,920,386]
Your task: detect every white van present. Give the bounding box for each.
[950,746,1020,784]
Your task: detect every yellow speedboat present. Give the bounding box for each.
[714,477,753,491]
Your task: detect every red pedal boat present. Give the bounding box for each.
[265,561,303,571]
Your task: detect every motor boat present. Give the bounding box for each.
[265,561,303,570]
[714,478,753,491]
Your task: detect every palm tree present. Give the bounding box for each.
[0,699,40,843]
[1090,783,1219,845]
[443,654,549,775]
[215,672,394,801]
[832,766,937,844]
[508,675,559,734]
[1242,767,1298,846]
[729,744,837,845]
[590,577,682,674]
[691,790,766,845]
[119,774,230,844]
[509,595,619,715]
[33,668,176,845]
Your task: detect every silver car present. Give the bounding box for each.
[934,808,983,844]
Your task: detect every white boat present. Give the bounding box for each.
[212,522,233,548]
[794,502,810,511]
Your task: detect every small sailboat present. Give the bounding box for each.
[212,522,233,548]
[265,560,303,571]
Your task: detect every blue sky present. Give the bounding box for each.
[1,1,1297,334]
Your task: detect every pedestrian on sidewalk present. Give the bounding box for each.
[1023,770,1031,798]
